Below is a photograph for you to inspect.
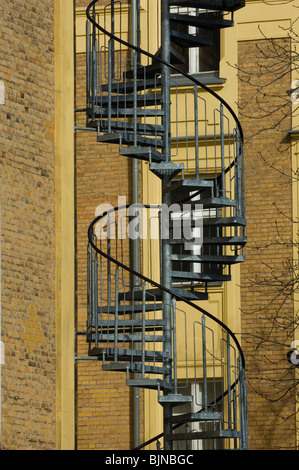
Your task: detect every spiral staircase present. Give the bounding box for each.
[84,0,248,450]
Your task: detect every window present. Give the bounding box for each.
[172,381,225,450]
[170,7,220,75]
[171,190,222,286]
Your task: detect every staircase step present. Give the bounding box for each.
[171,270,231,282]
[101,77,163,94]
[168,0,245,12]
[118,288,163,301]
[100,119,165,136]
[119,146,165,163]
[170,13,233,30]
[149,162,184,180]
[165,411,223,423]
[170,286,208,301]
[125,62,163,80]
[159,394,193,404]
[89,347,169,362]
[92,108,165,118]
[170,29,213,48]
[165,429,241,441]
[203,216,246,227]
[169,235,247,246]
[199,197,236,208]
[170,254,244,264]
[118,286,208,302]
[96,303,163,314]
[167,195,237,209]
[203,235,246,245]
[127,377,166,390]
[155,45,186,65]
[169,216,244,230]
[167,178,214,198]
[93,318,165,329]
[95,93,163,109]
[103,362,165,375]
[97,132,164,148]
[93,332,164,342]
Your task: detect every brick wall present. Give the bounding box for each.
[0,1,56,449]
[238,38,296,449]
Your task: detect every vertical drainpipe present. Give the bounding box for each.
[131,0,140,449]
[160,0,173,450]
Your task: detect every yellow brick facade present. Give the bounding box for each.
[0,0,298,450]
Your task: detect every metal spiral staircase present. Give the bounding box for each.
[84,0,248,450]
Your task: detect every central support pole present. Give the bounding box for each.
[160,0,174,450]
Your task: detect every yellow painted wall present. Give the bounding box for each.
[55,0,75,450]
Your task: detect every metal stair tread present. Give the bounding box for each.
[89,346,169,361]
[100,119,165,136]
[159,394,193,404]
[168,0,245,12]
[203,215,246,227]
[167,178,214,195]
[118,286,208,302]
[169,13,233,29]
[149,162,184,180]
[170,29,213,48]
[119,146,165,163]
[92,332,164,342]
[96,303,163,314]
[165,428,242,441]
[103,362,165,375]
[170,253,244,264]
[97,132,164,148]
[127,377,166,390]
[171,270,231,281]
[199,196,236,208]
[91,108,165,118]
[92,318,165,328]
[165,411,223,423]
[125,61,163,79]
[95,93,163,108]
[170,287,208,301]
[169,235,247,246]
[170,216,246,228]
[118,288,163,301]
[101,77,163,94]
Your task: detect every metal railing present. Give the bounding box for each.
[87,205,248,449]
[84,0,248,450]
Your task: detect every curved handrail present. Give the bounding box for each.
[86,0,244,143]
[88,204,245,369]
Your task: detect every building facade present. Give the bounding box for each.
[0,0,298,450]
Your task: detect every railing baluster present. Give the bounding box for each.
[108,40,112,133]
[172,298,177,395]
[86,20,91,112]
[141,283,146,377]
[194,86,199,179]
[202,315,208,412]
[226,333,232,430]
[114,267,119,362]
[220,103,226,197]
